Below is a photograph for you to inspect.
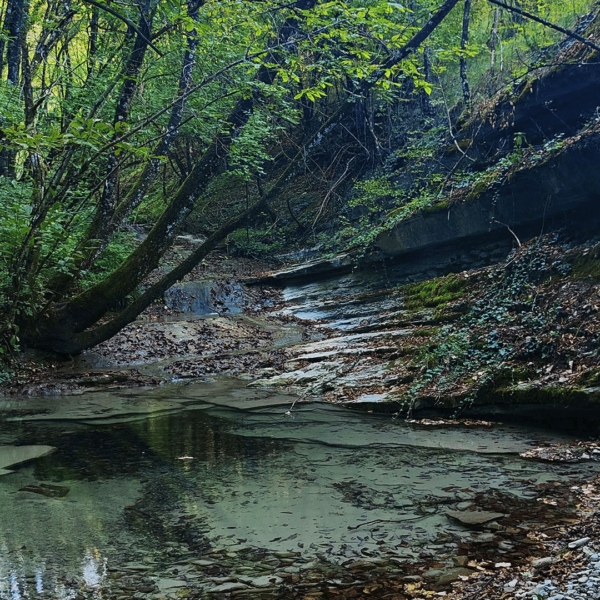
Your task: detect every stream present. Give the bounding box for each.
[1,378,599,599]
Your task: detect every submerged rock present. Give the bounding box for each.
[446,510,506,525]
[19,483,70,498]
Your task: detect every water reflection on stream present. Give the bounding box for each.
[0,379,598,599]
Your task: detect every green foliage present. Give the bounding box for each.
[0,0,597,358]
[350,177,402,210]
[81,233,138,289]
[571,252,600,282]
[225,228,285,257]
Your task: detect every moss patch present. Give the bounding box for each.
[402,275,465,311]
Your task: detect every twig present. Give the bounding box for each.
[80,0,164,56]
[538,195,552,245]
[311,156,355,229]
[439,76,475,164]
[347,516,425,530]
[493,219,522,247]
[462,576,494,599]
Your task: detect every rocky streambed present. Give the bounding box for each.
[2,236,600,599]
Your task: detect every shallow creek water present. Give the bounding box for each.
[0,378,598,599]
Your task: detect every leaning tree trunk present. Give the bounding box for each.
[46,0,319,303]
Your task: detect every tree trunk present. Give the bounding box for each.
[5,0,25,84]
[0,0,25,178]
[460,0,471,105]
[420,47,435,118]
[87,6,99,76]
[490,7,499,77]
[95,0,156,228]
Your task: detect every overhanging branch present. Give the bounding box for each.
[488,0,600,54]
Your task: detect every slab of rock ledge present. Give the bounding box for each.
[446,510,506,525]
[250,254,354,283]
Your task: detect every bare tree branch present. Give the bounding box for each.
[80,0,164,56]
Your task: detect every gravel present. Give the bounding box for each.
[510,541,600,600]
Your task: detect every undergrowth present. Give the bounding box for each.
[392,234,596,418]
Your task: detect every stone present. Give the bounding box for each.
[446,510,506,526]
[19,483,70,498]
[344,560,379,570]
[453,556,469,567]
[239,575,282,588]
[423,569,445,580]
[569,538,591,549]
[532,557,555,570]
[436,568,474,586]
[207,582,248,593]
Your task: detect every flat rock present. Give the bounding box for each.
[19,483,69,498]
[239,575,282,588]
[190,559,215,567]
[290,329,413,355]
[423,569,445,580]
[446,510,506,525]
[251,254,354,284]
[0,445,56,476]
[437,568,474,586]
[532,557,555,569]
[568,537,591,549]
